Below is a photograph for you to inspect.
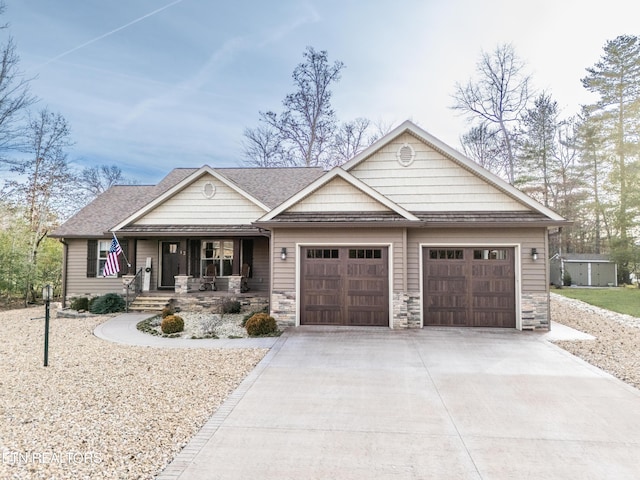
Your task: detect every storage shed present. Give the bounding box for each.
[550,253,617,287]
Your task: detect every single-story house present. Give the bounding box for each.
[51,120,569,330]
[550,253,618,287]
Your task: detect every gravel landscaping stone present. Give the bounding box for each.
[151,311,248,339]
[551,292,640,389]
[2,295,639,479]
[0,306,266,480]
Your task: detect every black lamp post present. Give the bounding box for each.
[42,284,52,367]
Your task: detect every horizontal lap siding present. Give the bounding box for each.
[288,177,390,213]
[272,228,404,293]
[248,237,269,293]
[136,175,266,225]
[406,228,548,293]
[65,239,122,297]
[350,132,529,212]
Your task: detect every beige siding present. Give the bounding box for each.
[287,177,390,213]
[350,132,529,212]
[136,174,266,225]
[136,239,159,290]
[246,236,270,293]
[64,238,122,298]
[271,228,405,294]
[406,227,548,293]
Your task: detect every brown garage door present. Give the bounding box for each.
[301,247,389,326]
[423,247,515,328]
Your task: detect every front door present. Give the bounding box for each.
[161,241,180,288]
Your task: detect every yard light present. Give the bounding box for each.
[281,247,287,260]
[42,284,53,367]
[531,248,538,261]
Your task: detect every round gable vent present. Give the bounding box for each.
[202,181,216,199]
[396,143,415,167]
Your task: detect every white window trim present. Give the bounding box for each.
[98,239,117,278]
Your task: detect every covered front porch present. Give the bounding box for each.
[116,226,271,296]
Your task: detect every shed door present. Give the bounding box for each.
[423,247,515,328]
[300,247,389,326]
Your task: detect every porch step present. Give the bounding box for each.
[128,295,173,312]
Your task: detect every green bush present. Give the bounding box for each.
[89,293,126,314]
[70,297,89,311]
[245,313,278,336]
[161,314,184,334]
[563,272,572,287]
[221,299,241,314]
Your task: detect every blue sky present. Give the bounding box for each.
[5,0,640,184]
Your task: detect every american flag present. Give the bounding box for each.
[103,236,122,277]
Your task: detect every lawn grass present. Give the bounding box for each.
[553,287,640,317]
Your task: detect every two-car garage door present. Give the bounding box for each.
[299,245,516,328]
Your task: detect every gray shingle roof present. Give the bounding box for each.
[218,167,324,208]
[51,166,325,237]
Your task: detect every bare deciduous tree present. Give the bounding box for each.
[2,108,74,302]
[0,2,37,168]
[251,47,345,168]
[329,117,375,166]
[460,123,503,174]
[79,164,133,197]
[452,43,531,183]
[241,124,286,167]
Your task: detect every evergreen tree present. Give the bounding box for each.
[582,35,640,281]
[517,92,559,207]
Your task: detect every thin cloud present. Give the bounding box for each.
[35,0,185,69]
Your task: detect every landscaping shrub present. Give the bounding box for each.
[245,313,278,336]
[161,314,184,334]
[161,304,175,318]
[89,293,126,314]
[70,297,89,311]
[242,307,269,327]
[221,299,241,314]
[88,296,98,311]
[563,272,572,287]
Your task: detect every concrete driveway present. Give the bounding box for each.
[157,327,640,480]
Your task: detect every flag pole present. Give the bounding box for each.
[112,232,131,268]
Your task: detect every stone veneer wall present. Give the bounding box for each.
[271,290,297,327]
[270,289,549,331]
[173,294,268,313]
[520,292,550,330]
[407,293,422,328]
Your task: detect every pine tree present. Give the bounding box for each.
[582,35,640,242]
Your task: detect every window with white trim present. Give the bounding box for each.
[98,240,115,277]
